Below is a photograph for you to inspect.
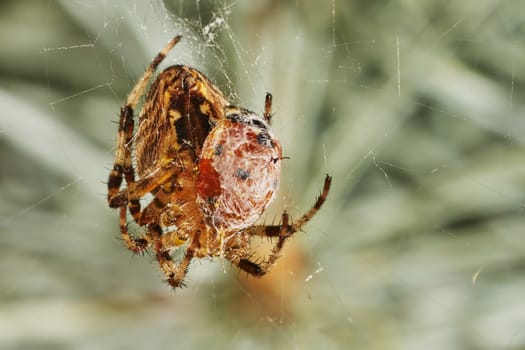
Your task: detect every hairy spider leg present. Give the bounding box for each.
[228,174,332,277]
[148,222,202,288]
[263,93,273,123]
[107,36,182,252]
[108,35,182,208]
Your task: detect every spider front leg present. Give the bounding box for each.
[151,224,201,288]
[108,35,182,214]
[106,104,149,253]
[232,174,332,277]
[108,105,141,219]
[108,35,183,250]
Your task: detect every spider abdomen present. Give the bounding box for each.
[196,107,282,232]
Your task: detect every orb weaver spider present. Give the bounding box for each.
[107,35,332,288]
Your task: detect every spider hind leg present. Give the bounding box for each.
[230,175,332,277]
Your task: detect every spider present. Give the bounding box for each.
[107,35,332,288]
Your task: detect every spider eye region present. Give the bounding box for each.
[196,109,282,231]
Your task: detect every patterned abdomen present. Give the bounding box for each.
[196,107,282,232]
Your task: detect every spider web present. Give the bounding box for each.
[1,0,525,349]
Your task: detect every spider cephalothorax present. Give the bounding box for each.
[107,35,331,288]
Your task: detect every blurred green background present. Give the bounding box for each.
[1,0,524,349]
